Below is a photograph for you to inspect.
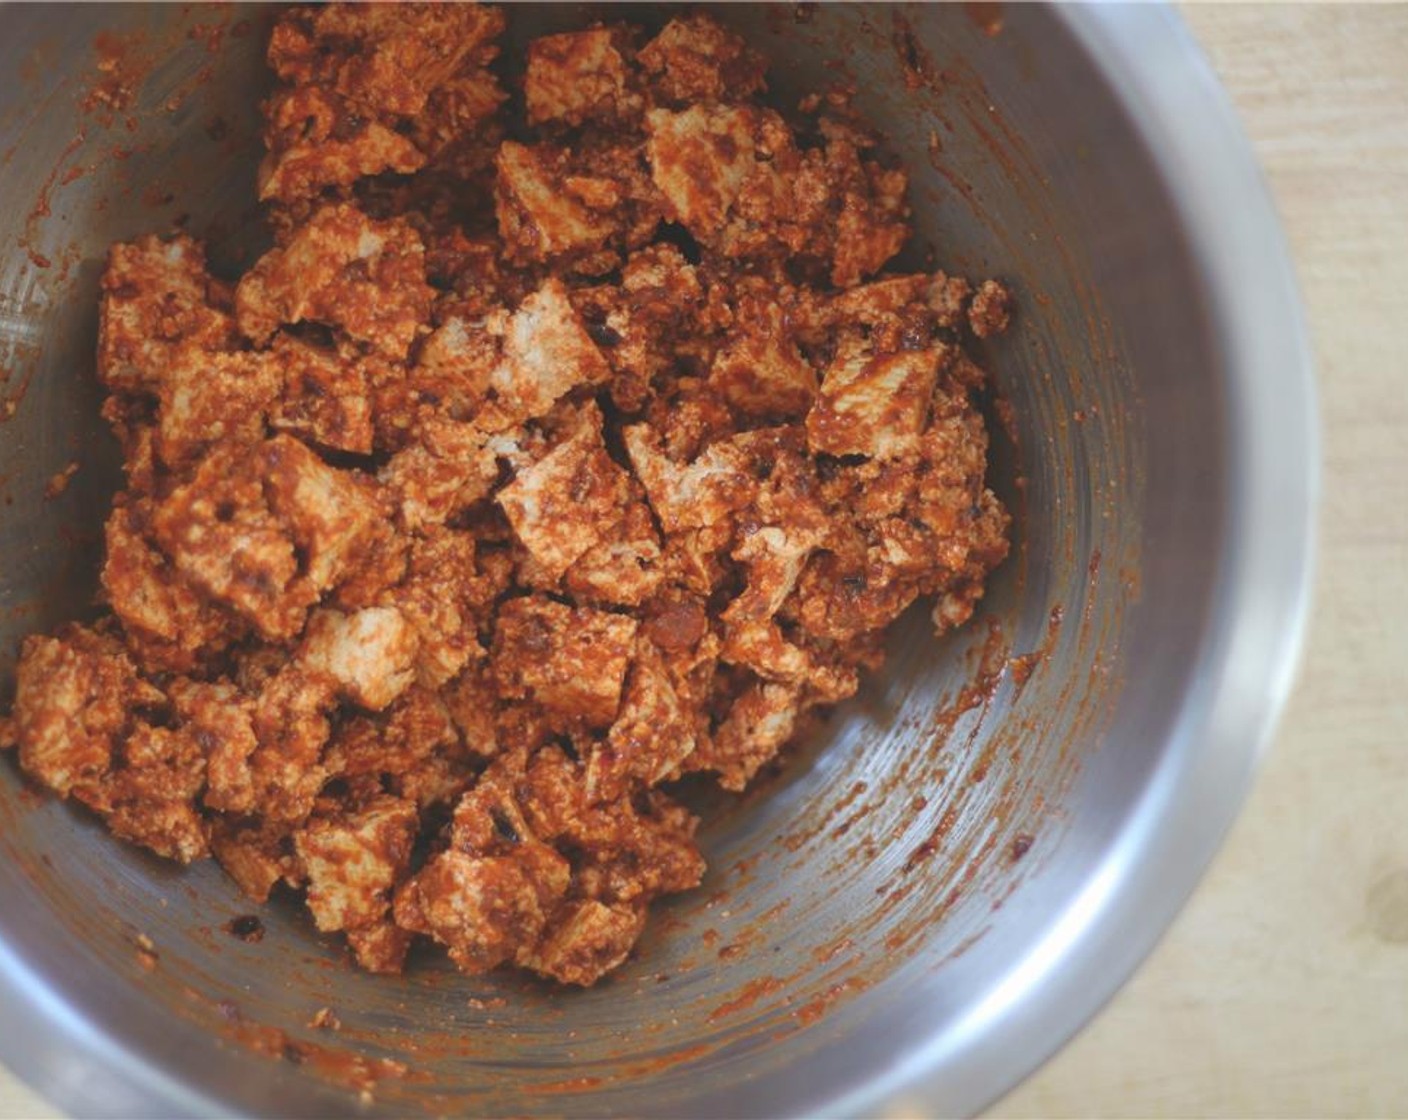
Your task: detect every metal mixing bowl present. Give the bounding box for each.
[0,4,1316,1117]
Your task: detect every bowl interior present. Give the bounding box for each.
[0,4,1231,1116]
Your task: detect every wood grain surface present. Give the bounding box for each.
[3,5,1405,1118]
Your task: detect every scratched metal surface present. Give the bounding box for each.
[0,4,1242,1117]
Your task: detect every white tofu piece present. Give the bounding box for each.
[488,277,614,424]
[260,435,381,593]
[497,414,626,581]
[496,141,612,258]
[525,29,635,127]
[646,105,757,236]
[295,796,419,932]
[622,426,756,533]
[805,339,948,460]
[301,606,419,711]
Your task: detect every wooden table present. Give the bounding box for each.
[4,6,1405,1117]
[993,5,1408,1116]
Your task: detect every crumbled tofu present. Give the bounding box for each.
[727,522,825,624]
[328,686,470,811]
[235,203,433,360]
[518,899,646,987]
[301,607,419,711]
[379,529,486,689]
[97,234,234,393]
[380,417,498,531]
[6,3,1012,992]
[565,518,666,608]
[413,314,502,417]
[806,340,948,460]
[212,821,299,904]
[171,678,259,815]
[412,70,507,172]
[261,435,384,593]
[486,278,614,425]
[152,442,314,641]
[968,278,1014,338]
[11,626,155,798]
[98,722,210,864]
[157,348,282,469]
[646,105,758,238]
[267,334,374,455]
[497,408,631,581]
[298,3,504,117]
[623,425,757,533]
[638,14,766,104]
[394,846,569,974]
[526,29,638,127]
[591,639,697,801]
[259,86,426,203]
[261,3,504,202]
[495,141,613,262]
[346,920,414,975]
[709,292,817,417]
[693,681,803,792]
[493,597,637,728]
[248,665,337,827]
[296,796,419,933]
[102,502,245,673]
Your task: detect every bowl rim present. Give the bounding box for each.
[824,5,1319,1116]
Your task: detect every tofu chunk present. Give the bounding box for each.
[646,105,757,238]
[495,141,613,262]
[378,529,486,689]
[497,409,632,581]
[267,334,374,455]
[692,681,803,792]
[709,293,817,418]
[493,597,637,728]
[295,796,419,933]
[152,442,313,641]
[157,347,281,469]
[394,845,569,974]
[11,625,158,798]
[380,417,498,531]
[258,86,425,203]
[486,278,614,426]
[806,340,948,460]
[97,722,210,864]
[591,639,697,802]
[235,203,433,360]
[260,434,384,593]
[170,678,259,815]
[102,502,245,673]
[519,899,646,987]
[97,234,235,393]
[301,607,419,711]
[623,426,757,533]
[525,29,638,127]
[638,14,766,105]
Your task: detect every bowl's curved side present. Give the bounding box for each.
[842,6,1319,1116]
[0,5,1316,1119]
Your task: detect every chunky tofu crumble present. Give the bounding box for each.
[1,5,1012,987]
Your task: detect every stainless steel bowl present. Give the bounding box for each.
[0,4,1316,1117]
